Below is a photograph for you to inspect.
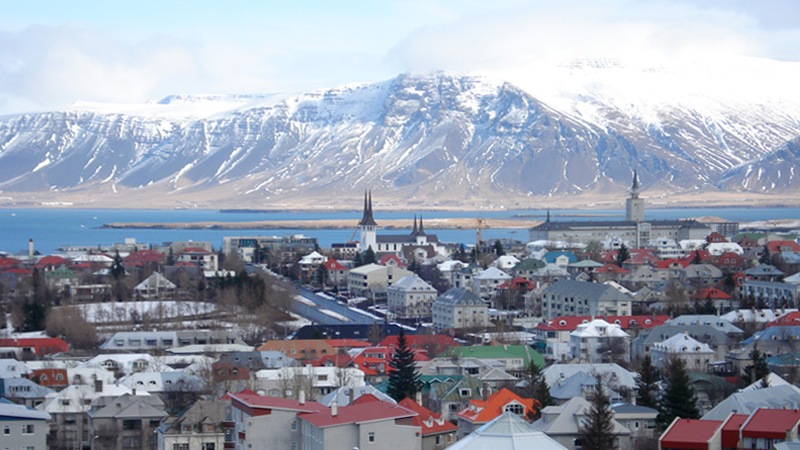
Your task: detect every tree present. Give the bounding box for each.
[744,344,770,385]
[579,377,617,450]
[635,354,660,409]
[616,243,630,267]
[657,357,700,430]
[386,329,421,402]
[111,251,126,280]
[353,252,363,267]
[493,240,506,256]
[363,247,377,264]
[759,245,772,265]
[519,361,553,419]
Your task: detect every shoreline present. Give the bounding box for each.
[100,218,542,230]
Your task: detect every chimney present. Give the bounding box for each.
[94,379,103,393]
[415,391,423,406]
[299,389,306,405]
[331,401,338,417]
[28,239,34,259]
[348,388,354,405]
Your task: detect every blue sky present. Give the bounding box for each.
[1,0,799,114]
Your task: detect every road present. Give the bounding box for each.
[292,286,381,325]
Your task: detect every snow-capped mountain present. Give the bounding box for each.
[0,68,799,209]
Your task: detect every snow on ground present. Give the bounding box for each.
[294,295,317,307]
[318,309,350,322]
[70,301,218,324]
[276,312,312,330]
[741,219,800,230]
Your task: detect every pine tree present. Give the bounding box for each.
[353,252,363,267]
[657,358,700,429]
[364,247,376,264]
[760,245,772,265]
[579,377,617,450]
[493,240,506,256]
[386,329,421,402]
[111,251,125,280]
[520,361,552,419]
[615,243,630,267]
[744,344,770,385]
[635,354,660,409]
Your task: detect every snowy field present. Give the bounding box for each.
[69,301,219,324]
[294,295,318,307]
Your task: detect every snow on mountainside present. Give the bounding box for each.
[1,66,799,209]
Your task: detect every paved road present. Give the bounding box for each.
[293,287,380,325]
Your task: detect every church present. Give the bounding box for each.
[528,173,710,247]
[357,192,449,259]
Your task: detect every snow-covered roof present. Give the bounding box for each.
[542,363,636,390]
[387,275,436,292]
[569,319,629,338]
[0,358,31,378]
[491,255,521,270]
[706,242,744,255]
[722,309,797,324]
[652,333,714,354]
[476,267,512,280]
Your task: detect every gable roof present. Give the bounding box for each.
[537,315,669,332]
[450,410,568,450]
[299,397,416,428]
[457,388,535,424]
[702,384,800,420]
[447,345,544,368]
[398,398,458,436]
[660,418,723,449]
[229,390,325,413]
[434,287,486,307]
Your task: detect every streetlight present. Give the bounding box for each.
[91,435,100,450]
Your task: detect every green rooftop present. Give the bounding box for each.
[446,345,545,368]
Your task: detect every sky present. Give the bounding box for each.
[1,0,799,115]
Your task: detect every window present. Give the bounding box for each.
[3,425,9,435]
[368,432,375,443]
[122,436,142,448]
[204,443,216,450]
[173,444,189,450]
[291,421,297,431]
[122,420,141,430]
[22,424,34,434]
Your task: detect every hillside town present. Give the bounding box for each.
[5,179,800,450]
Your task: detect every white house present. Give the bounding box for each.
[473,267,512,303]
[386,275,437,319]
[432,288,489,331]
[569,319,630,363]
[650,333,715,371]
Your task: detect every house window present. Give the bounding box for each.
[173,445,189,450]
[22,424,34,434]
[3,425,9,435]
[204,444,215,450]
[122,420,142,430]
[122,436,142,448]
[291,421,297,431]
[368,432,375,443]
[504,403,524,416]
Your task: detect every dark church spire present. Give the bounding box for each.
[411,215,418,235]
[418,215,426,236]
[358,190,377,226]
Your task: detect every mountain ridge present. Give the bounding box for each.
[1,71,799,209]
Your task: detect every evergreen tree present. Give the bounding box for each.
[111,251,125,280]
[615,243,630,267]
[386,329,421,402]
[353,252,363,267]
[692,250,702,265]
[657,358,700,429]
[744,344,770,385]
[635,354,660,409]
[579,377,617,450]
[364,247,377,264]
[760,245,772,265]
[493,240,506,256]
[520,361,553,419]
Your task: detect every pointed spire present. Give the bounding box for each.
[631,170,640,199]
[546,209,551,223]
[412,215,418,235]
[358,190,377,226]
[418,215,426,236]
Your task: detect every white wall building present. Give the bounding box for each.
[386,275,437,319]
[569,319,630,363]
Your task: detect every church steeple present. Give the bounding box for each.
[631,170,640,199]
[358,190,377,226]
[411,215,418,235]
[418,215,426,236]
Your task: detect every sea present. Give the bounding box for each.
[2,207,799,255]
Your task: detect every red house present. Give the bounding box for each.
[0,337,69,356]
[27,368,68,389]
[660,418,723,450]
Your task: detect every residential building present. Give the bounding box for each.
[177,247,219,271]
[702,385,800,420]
[532,396,632,450]
[298,394,422,450]
[650,333,715,371]
[397,398,458,450]
[742,280,800,307]
[157,398,229,450]
[254,366,365,399]
[387,275,437,319]
[256,340,337,362]
[222,235,317,263]
[0,399,50,450]
[89,393,168,450]
[445,345,544,374]
[612,403,658,447]
[456,388,536,438]
[659,417,723,450]
[431,288,489,331]
[228,390,326,450]
[472,267,512,303]
[542,364,637,394]
[541,279,633,320]
[0,377,54,408]
[347,263,414,301]
[569,319,631,363]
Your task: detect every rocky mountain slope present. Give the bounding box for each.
[1,70,799,209]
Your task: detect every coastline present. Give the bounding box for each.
[100,217,542,230]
